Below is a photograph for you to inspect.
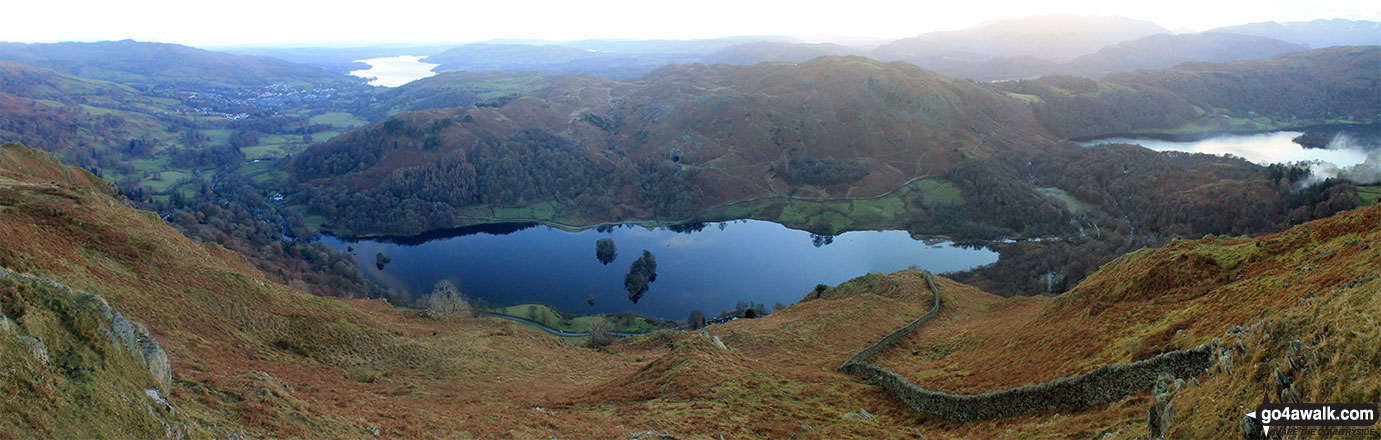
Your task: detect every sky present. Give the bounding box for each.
[4,0,1378,47]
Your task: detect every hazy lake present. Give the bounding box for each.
[321,220,997,320]
[1081,130,1375,167]
[349,55,438,87]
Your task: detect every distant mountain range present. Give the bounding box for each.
[0,40,354,89]
[871,14,1171,61]
[420,36,798,79]
[207,17,1381,84]
[1210,18,1381,48]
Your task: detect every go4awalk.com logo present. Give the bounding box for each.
[1247,403,1378,437]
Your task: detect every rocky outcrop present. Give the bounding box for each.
[837,271,1216,423]
[0,266,172,390]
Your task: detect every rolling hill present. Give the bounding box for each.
[701,42,863,65]
[872,15,1170,62]
[999,46,1381,138]
[421,37,797,79]
[1210,18,1381,48]
[0,40,356,89]
[289,56,1058,235]
[288,47,1378,238]
[1060,32,1308,78]
[878,32,1311,82]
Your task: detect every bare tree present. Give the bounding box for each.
[585,317,615,349]
[419,280,472,317]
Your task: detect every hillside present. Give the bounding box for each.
[0,142,652,437]
[286,48,1372,244]
[1062,32,1308,78]
[2,142,1378,438]
[0,40,355,89]
[290,56,1058,236]
[999,46,1381,138]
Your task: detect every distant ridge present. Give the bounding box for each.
[0,40,353,88]
[1210,18,1381,48]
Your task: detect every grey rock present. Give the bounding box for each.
[842,409,877,423]
[145,388,173,413]
[19,335,48,365]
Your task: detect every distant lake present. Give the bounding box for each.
[1080,129,1377,167]
[320,220,997,320]
[349,55,438,87]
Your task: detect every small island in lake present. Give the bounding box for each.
[624,250,657,303]
[595,238,617,265]
[1292,131,1333,149]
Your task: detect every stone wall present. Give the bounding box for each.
[837,271,1215,423]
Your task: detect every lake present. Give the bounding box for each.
[320,220,997,320]
[349,55,438,87]
[1079,128,1377,167]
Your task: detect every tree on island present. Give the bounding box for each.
[624,250,658,303]
[595,238,617,265]
[375,252,392,270]
[586,294,596,307]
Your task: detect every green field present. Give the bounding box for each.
[237,160,289,185]
[1037,187,1096,214]
[309,112,367,129]
[700,178,962,234]
[1004,92,1044,104]
[1356,185,1381,206]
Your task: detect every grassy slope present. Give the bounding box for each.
[872,206,1380,392]
[0,143,650,438]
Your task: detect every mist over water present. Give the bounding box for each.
[1082,131,1375,167]
[349,55,438,87]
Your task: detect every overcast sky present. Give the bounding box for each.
[4,0,1378,47]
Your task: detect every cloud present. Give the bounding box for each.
[1306,135,1381,185]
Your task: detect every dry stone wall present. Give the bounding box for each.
[837,271,1215,423]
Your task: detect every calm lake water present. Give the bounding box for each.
[1080,130,1376,167]
[349,55,438,87]
[320,220,997,320]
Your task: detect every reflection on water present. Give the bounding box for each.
[320,220,998,320]
[349,55,438,87]
[1082,130,1374,167]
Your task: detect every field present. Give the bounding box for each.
[1356,184,1381,206]
[1037,186,1096,214]
[699,178,963,233]
[308,111,367,129]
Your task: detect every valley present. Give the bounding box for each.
[3,142,1378,438]
[0,11,1379,438]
